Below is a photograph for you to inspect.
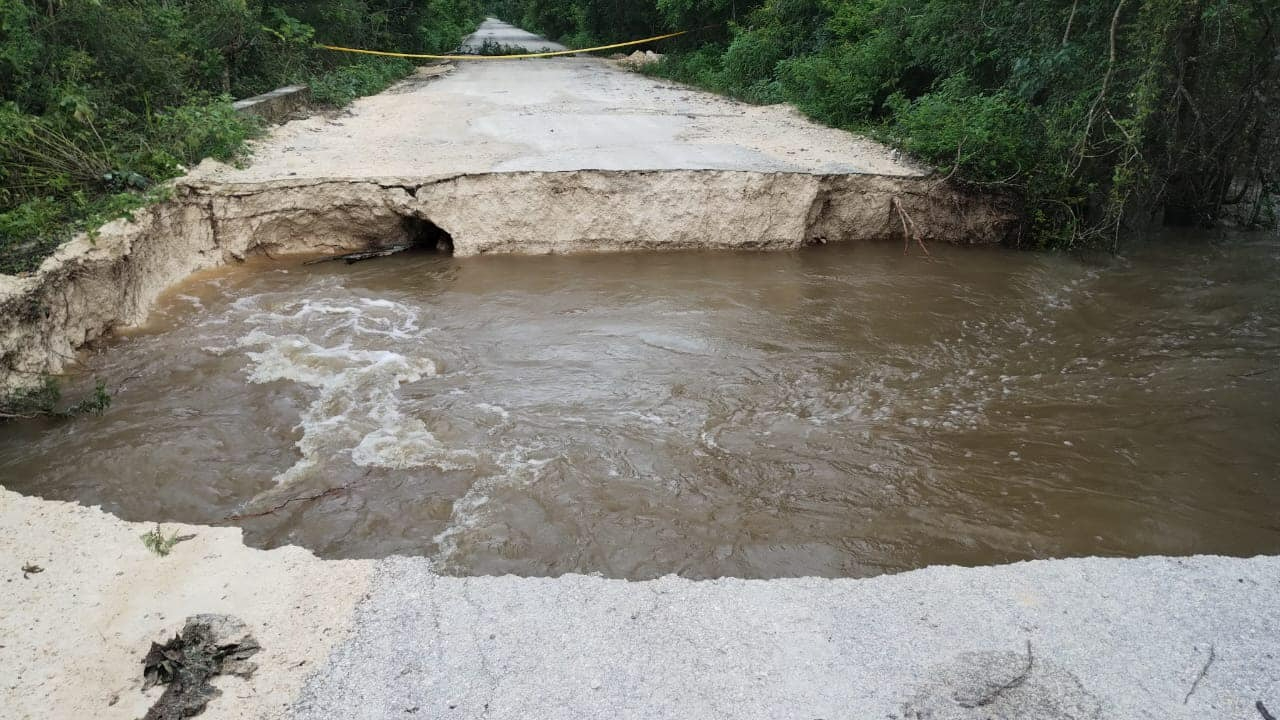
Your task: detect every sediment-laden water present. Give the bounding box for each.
[2,236,1277,579]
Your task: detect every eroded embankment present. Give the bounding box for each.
[0,170,1018,389]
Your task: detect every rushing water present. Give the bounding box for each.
[2,236,1278,578]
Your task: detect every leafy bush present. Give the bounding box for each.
[644,45,726,92]
[884,78,1038,180]
[719,30,784,96]
[310,58,415,106]
[0,106,113,195]
[0,0,484,273]
[0,95,253,272]
[140,100,261,175]
[0,377,110,420]
[0,198,66,274]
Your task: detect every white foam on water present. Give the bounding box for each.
[474,403,511,420]
[621,410,665,425]
[226,291,471,491]
[242,296,428,342]
[175,294,205,310]
[699,429,723,452]
[351,418,477,471]
[430,446,555,568]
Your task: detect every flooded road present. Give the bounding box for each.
[2,237,1278,579]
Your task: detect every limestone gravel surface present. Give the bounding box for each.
[297,555,1280,720]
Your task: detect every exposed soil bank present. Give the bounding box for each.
[0,170,1016,390]
[3,486,1276,720]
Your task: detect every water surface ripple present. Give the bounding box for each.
[3,237,1277,579]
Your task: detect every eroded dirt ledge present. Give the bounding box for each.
[0,170,1018,390]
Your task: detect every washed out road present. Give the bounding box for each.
[1,19,1277,720]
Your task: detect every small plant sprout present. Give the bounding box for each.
[140,525,193,557]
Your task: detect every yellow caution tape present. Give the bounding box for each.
[315,29,689,60]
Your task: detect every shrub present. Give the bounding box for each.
[0,106,114,195]
[309,58,415,106]
[0,198,71,274]
[0,0,485,272]
[719,29,784,93]
[644,45,727,93]
[144,100,259,169]
[884,77,1038,180]
[0,377,110,420]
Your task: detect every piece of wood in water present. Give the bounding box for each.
[303,245,412,265]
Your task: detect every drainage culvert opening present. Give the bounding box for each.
[406,216,453,254]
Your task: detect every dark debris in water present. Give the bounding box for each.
[141,614,261,720]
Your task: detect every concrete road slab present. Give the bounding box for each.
[193,19,924,183]
[297,555,1280,720]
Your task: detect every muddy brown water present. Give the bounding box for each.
[3,236,1278,579]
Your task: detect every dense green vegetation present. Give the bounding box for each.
[490,0,1278,248]
[0,0,482,274]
